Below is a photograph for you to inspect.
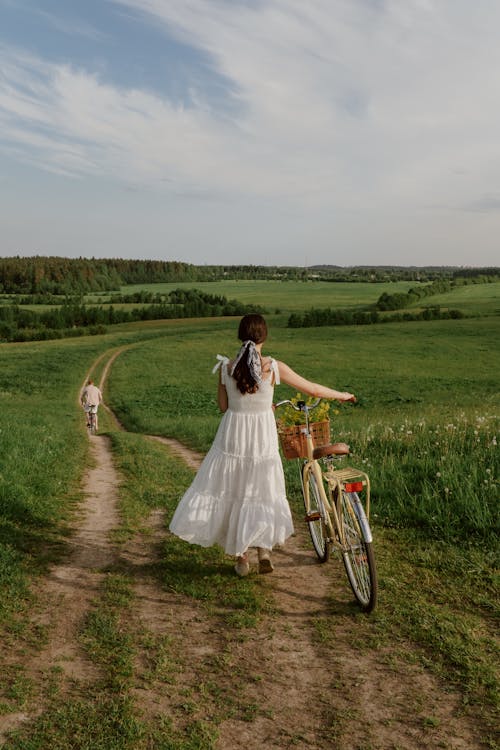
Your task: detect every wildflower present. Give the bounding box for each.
[436,471,442,478]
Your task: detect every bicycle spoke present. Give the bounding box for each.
[303,468,329,562]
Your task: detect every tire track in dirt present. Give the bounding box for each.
[0,348,127,746]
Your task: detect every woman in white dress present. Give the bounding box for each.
[169,314,356,576]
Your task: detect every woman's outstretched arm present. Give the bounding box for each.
[277,361,356,402]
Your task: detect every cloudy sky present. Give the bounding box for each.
[1,0,499,267]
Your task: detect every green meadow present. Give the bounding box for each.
[100,279,419,313]
[107,277,500,317]
[0,283,498,747]
[107,315,499,541]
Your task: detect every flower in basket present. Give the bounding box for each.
[277,393,330,426]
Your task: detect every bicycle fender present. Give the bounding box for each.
[349,493,373,543]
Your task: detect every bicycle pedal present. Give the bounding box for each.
[305,512,321,522]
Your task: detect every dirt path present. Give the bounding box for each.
[0,348,489,749]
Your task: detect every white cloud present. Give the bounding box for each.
[1,1,500,264]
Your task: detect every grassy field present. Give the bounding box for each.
[98,279,418,313]
[8,279,500,327]
[108,278,500,317]
[420,280,500,315]
[0,288,498,747]
[108,312,499,739]
[106,315,499,542]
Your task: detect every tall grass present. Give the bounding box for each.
[340,412,499,543]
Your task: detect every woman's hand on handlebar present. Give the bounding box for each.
[338,392,356,403]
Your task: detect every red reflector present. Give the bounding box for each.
[345,481,364,493]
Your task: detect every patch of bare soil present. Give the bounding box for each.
[0,347,489,749]
[117,444,486,750]
[212,538,484,750]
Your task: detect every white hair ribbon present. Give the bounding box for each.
[230,340,262,384]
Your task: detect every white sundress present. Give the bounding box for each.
[169,357,294,557]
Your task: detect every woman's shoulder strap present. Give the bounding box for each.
[270,358,280,385]
[212,354,229,374]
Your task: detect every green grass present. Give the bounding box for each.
[102,312,499,732]
[0,297,498,747]
[0,339,104,633]
[347,526,499,711]
[105,316,499,541]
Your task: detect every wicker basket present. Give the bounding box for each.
[278,420,330,459]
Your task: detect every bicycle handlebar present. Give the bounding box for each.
[275,397,321,412]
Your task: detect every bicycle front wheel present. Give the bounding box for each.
[303,468,330,563]
[340,491,377,612]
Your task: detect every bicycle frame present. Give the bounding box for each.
[292,401,371,552]
[276,397,377,611]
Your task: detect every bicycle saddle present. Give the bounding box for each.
[312,442,350,460]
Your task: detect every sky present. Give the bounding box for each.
[1,0,499,268]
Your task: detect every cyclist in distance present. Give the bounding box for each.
[169,313,355,577]
[81,379,103,432]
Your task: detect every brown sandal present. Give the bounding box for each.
[257,548,274,574]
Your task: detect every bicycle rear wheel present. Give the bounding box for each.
[303,467,330,563]
[340,491,377,612]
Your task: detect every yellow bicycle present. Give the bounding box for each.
[276,398,377,612]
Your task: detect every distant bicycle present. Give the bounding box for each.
[276,398,377,612]
[86,405,98,435]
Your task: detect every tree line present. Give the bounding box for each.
[288,307,464,329]
[0,289,264,343]
[1,255,497,295]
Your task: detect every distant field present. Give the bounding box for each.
[102,278,500,317]
[112,280,417,313]
[416,280,500,315]
[5,280,500,324]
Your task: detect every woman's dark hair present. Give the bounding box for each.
[233,314,268,394]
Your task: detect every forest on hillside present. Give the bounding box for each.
[1,255,497,295]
